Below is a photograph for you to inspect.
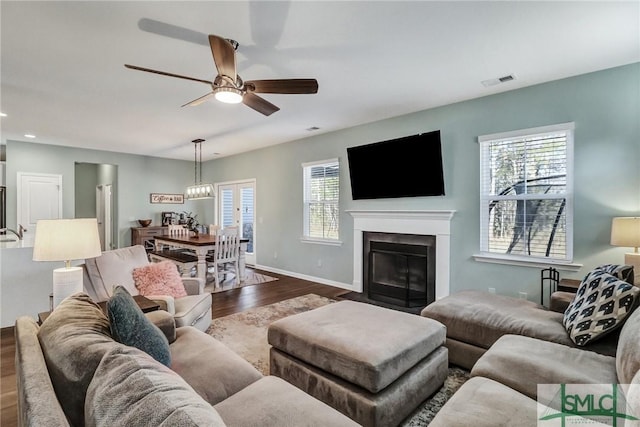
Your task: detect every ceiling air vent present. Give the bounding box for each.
[481,74,516,87]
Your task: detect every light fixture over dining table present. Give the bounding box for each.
[185,138,214,200]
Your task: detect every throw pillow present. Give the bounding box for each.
[37,293,117,427]
[563,269,639,346]
[593,263,634,285]
[132,260,187,298]
[107,285,172,367]
[85,345,226,427]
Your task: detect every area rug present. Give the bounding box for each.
[203,267,278,294]
[205,294,469,425]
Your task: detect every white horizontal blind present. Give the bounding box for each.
[303,159,339,240]
[220,188,234,228]
[479,123,574,262]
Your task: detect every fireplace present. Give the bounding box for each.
[347,210,455,302]
[364,232,436,308]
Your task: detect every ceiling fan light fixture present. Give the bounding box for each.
[214,86,243,104]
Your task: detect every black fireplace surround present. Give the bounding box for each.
[363,231,436,308]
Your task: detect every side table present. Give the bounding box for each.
[557,278,581,292]
[38,295,160,325]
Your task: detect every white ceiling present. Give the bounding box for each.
[1,1,639,161]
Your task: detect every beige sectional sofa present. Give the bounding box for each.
[428,301,640,426]
[15,293,359,427]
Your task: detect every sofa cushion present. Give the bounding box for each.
[616,299,640,384]
[133,260,187,298]
[471,335,617,400]
[37,293,117,427]
[429,377,539,427]
[169,326,262,405]
[563,270,639,346]
[107,285,171,367]
[214,376,360,427]
[85,345,226,427]
[421,290,573,349]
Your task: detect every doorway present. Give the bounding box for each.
[217,179,256,266]
[75,163,118,250]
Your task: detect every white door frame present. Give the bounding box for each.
[96,184,112,250]
[215,179,256,266]
[16,172,63,236]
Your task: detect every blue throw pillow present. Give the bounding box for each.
[107,285,171,367]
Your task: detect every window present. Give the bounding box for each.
[302,159,340,242]
[478,123,574,264]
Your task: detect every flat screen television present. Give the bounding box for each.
[347,130,445,200]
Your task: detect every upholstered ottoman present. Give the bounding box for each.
[267,300,448,427]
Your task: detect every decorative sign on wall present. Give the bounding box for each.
[150,193,184,204]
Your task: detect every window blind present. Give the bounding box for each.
[303,159,339,240]
[479,123,574,262]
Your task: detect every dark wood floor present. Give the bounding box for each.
[0,269,348,427]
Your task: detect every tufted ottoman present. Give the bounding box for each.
[267,300,448,427]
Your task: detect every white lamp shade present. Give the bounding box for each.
[33,218,102,262]
[610,217,640,249]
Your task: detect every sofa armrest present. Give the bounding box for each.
[182,278,205,295]
[144,310,177,344]
[145,295,175,314]
[549,291,575,313]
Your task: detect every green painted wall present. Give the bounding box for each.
[204,62,640,300]
[4,143,212,247]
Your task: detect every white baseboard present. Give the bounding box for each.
[252,264,355,292]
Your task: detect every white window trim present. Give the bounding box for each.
[475,122,576,268]
[300,236,343,246]
[302,158,340,242]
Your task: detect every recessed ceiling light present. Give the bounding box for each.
[24,134,36,138]
[0,112,7,117]
[306,126,320,131]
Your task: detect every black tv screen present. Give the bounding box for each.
[347,130,445,200]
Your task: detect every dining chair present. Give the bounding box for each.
[207,226,240,289]
[169,224,189,236]
[150,224,197,276]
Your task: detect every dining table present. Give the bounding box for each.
[153,233,248,282]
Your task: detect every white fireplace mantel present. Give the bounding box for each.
[347,210,455,300]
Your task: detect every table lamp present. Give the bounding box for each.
[610,217,640,284]
[32,218,102,309]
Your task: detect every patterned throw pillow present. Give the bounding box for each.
[563,269,639,346]
[593,264,634,285]
[132,260,187,298]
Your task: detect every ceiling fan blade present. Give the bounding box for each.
[124,64,212,85]
[245,79,318,94]
[181,92,216,107]
[243,93,280,116]
[209,35,236,81]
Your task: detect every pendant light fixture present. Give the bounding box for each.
[185,138,214,200]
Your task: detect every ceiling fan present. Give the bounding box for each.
[125,34,318,116]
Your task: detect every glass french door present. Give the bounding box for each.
[217,180,256,266]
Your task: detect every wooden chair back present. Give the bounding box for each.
[213,226,240,264]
